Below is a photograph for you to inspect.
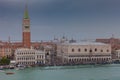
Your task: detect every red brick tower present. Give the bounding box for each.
[22,5,31,48]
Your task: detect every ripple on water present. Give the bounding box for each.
[0,64,120,80]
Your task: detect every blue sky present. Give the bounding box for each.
[0,0,120,41]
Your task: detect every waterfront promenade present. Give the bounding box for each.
[0,64,120,80]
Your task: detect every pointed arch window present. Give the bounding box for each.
[101,50,103,52]
[78,48,81,52]
[107,49,109,52]
[85,48,87,52]
[90,49,92,53]
[95,48,97,52]
[72,48,75,52]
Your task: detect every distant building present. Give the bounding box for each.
[69,38,76,43]
[96,37,120,51]
[0,42,12,58]
[115,50,120,60]
[15,48,45,66]
[57,42,111,65]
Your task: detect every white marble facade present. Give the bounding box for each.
[57,42,111,64]
[15,48,45,66]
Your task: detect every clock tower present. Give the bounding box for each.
[22,5,31,48]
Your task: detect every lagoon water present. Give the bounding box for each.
[1,64,120,80]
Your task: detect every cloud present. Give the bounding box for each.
[1,0,120,41]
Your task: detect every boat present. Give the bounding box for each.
[9,65,15,69]
[0,70,5,72]
[16,64,25,70]
[0,68,3,70]
[0,66,4,70]
[6,72,14,75]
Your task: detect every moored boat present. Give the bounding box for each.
[16,64,26,70]
[0,66,4,70]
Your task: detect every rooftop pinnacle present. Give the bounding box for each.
[24,5,29,19]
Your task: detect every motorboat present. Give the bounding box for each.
[6,72,14,75]
[9,65,15,69]
[16,64,25,70]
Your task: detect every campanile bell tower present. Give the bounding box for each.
[22,5,31,48]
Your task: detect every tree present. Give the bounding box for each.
[0,57,10,65]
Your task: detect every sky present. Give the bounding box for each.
[0,0,120,41]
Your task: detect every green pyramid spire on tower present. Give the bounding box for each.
[24,4,29,19]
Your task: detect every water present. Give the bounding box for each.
[0,64,120,80]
